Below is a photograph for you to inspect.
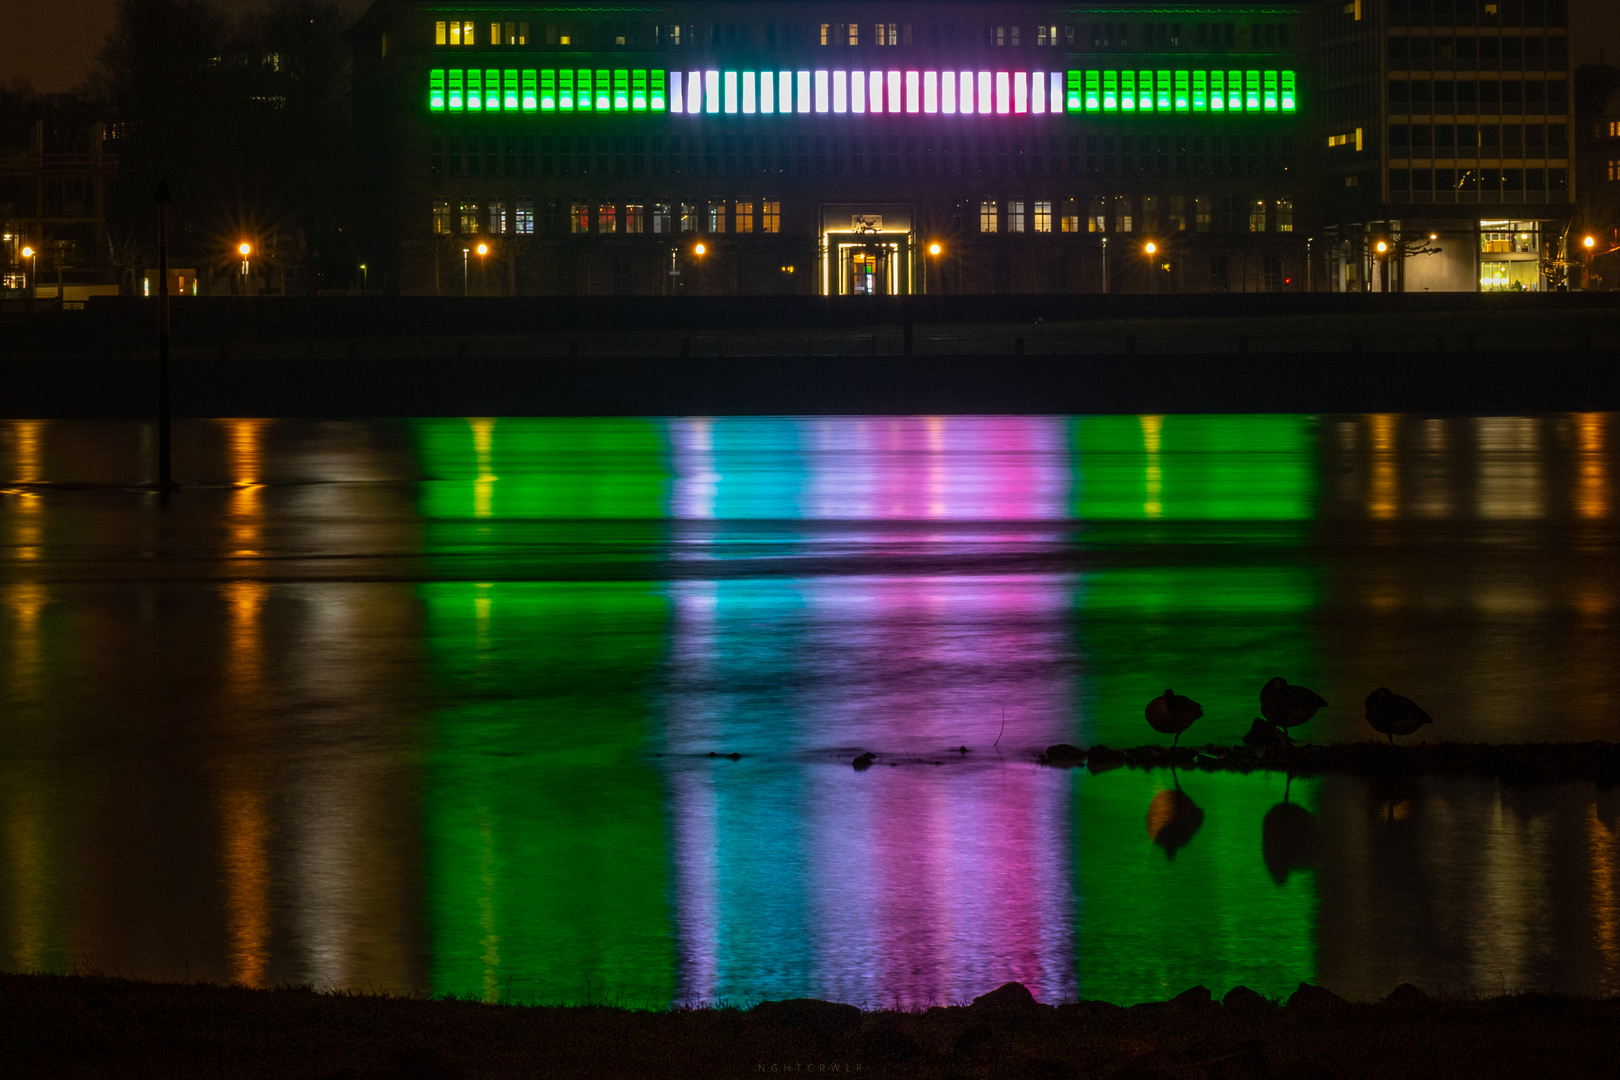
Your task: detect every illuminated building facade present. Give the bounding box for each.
[350,0,1320,295]
[1320,0,1577,292]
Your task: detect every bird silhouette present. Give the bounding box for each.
[1365,687,1434,745]
[1146,689,1202,747]
[1260,677,1329,748]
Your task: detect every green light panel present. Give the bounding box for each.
[448,68,463,110]
[559,68,573,110]
[1245,70,1261,111]
[1081,70,1097,111]
[632,69,647,110]
[577,69,592,111]
[503,69,518,110]
[1174,70,1190,111]
[430,68,445,111]
[1155,70,1171,111]
[614,69,630,110]
[595,68,610,110]
[1210,70,1225,111]
[1264,70,1279,111]
[651,69,665,110]
[1192,70,1207,111]
[465,68,480,111]
[1138,70,1153,111]
[521,69,537,110]
[1103,70,1119,111]
[484,68,499,110]
[1281,71,1296,111]
[1120,70,1135,111]
[1228,71,1243,110]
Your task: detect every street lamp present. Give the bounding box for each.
[1582,235,1597,289]
[693,242,706,256]
[359,263,368,291]
[462,247,469,294]
[20,245,34,292]
[238,241,252,294]
[474,243,489,295]
[1374,240,1389,292]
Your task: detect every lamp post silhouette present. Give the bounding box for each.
[927,241,942,293]
[1374,239,1390,292]
[1583,234,1596,290]
[1144,240,1159,293]
[20,245,34,295]
[475,241,489,294]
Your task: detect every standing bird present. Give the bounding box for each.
[1146,689,1203,747]
[1365,687,1434,745]
[1260,677,1329,748]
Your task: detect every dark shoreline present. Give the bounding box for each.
[6,971,1620,1079]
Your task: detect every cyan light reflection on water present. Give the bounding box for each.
[0,415,1617,1007]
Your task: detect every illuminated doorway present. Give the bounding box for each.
[818,204,916,296]
[839,242,900,296]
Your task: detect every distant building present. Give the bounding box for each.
[348,0,1321,296]
[0,121,118,298]
[1574,72,1620,289]
[1319,0,1578,292]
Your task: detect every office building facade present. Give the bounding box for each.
[1319,0,1577,291]
[350,0,1321,295]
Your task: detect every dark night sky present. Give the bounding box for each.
[3,0,1619,93]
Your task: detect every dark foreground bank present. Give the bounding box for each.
[3,348,1619,418]
[6,973,1620,1079]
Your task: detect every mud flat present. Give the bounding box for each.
[1039,741,1620,785]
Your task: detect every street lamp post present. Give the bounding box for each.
[359,263,368,292]
[1582,234,1596,290]
[1374,239,1389,292]
[20,245,34,296]
[927,241,942,294]
[238,242,252,295]
[1144,241,1159,294]
[475,242,489,295]
[462,247,469,295]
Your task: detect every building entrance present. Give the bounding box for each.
[840,242,900,296]
[819,204,916,296]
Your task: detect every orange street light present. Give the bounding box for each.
[238,242,251,256]
[20,245,33,258]
[1375,240,1389,254]
[1144,241,1157,255]
[928,242,942,256]
[1584,235,1596,249]
[693,242,707,256]
[476,242,489,256]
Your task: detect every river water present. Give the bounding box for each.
[0,414,1616,1007]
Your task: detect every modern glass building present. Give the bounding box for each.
[1319,0,1577,291]
[349,1,1323,295]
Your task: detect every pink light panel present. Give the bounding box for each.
[668,71,1068,117]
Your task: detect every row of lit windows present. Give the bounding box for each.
[1388,166,1569,192]
[427,129,1295,180]
[1388,77,1568,113]
[429,20,1295,52]
[428,68,1297,117]
[436,21,529,46]
[1607,160,1620,181]
[1606,122,1620,138]
[1389,121,1568,154]
[425,194,1297,237]
[1387,0,1569,29]
[431,198,782,234]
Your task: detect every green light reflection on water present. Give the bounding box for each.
[1075,768,1321,1004]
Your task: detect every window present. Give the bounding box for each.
[435,21,446,45]
[432,199,452,234]
[1034,200,1052,233]
[1609,122,1620,138]
[1167,195,1188,231]
[1113,195,1132,232]
[681,202,698,232]
[571,203,590,233]
[1610,160,1620,182]
[1249,199,1266,232]
[516,199,534,234]
[847,24,859,45]
[1328,133,1352,147]
[877,22,898,45]
[1087,198,1106,232]
[708,200,727,232]
[491,24,500,46]
[1263,256,1282,292]
[979,199,999,232]
[598,203,617,234]
[994,25,1006,46]
[653,203,672,233]
[1011,26,1021,45]
[452,21,473,45]
[1210,255,1230,291]
[735,200,754,232]
[1275,197,1293,232]
[762,200,781,232]
[1008,200,1026,233]
[1060,200,1080,232]
[489,200,507,234]
[820,23,830,45]
[625,204,644,234]
[1195,196,1212,231]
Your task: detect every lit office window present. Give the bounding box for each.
[1195,196,1213,231]
[459,201,479,233]
[599,204,617,233]
[1113,196,1132,232]
[736,200,754,232]
[708,201,727,233]
[652,203,672,234]
[847,24,859,45]
[762,200,780,233]
[1059,200,1079,233]
[435,21,447,45]
[1011,26,1021,45]
[432,199,452,234]
[1167,196,1187,231]
[994,26,1005,46]
[489,200,507,233]
[979,200,998,232]
[1249,199,1267,232]
[450,21,460,45]
[680,203,698,232]
[571,203,590,233]
[516,199,534,234]
[820,23,830,46]
[491,24,500,46]
[1034,201,1052,233]
[1088,198,1105,232]
[1008,201,1026,233]
[1276,197,1293,232]
[1611,159,1620,181]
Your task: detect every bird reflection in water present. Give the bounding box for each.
[1146,770,1205,859]
[1369,773,1424,825]
[1261,774,1322,886]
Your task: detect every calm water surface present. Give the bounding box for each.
[1,415,1617,1006]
